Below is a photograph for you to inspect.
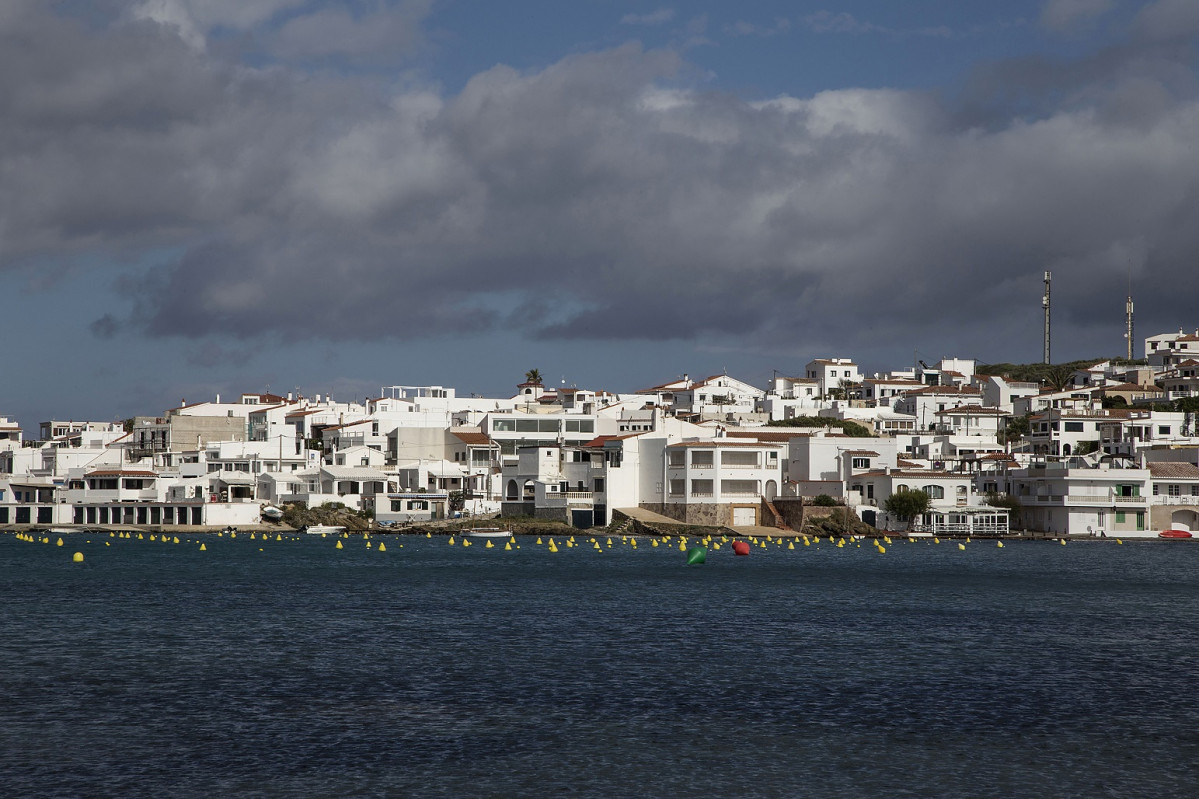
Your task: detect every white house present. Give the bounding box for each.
[804,359,861,398]
[1007,461,1150,535]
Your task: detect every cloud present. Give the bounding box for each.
[801,10,955,38]
[726,18,791,38]
[1039,0,1115,32]
[620,9,675,27]
[1134,0,1199,42]
[4,3,1199,364]
[270,0,433,63]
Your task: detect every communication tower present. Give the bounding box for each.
[1042,271,1052,365]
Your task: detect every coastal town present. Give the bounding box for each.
[3,328,1199,540]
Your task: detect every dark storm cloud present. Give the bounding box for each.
[2,1,1198,359]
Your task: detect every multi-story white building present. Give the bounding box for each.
[663,440,784,526]
[1007,461,1150,535]
[804,358,861,398]
[1145,329,1199,367]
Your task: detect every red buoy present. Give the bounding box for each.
[732,540,751,556]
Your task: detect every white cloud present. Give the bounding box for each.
[620,9,675,27]
[4,3,1199,358]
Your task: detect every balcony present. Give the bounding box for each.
[1151,495,1199,506]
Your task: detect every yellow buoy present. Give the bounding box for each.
[462,539,471,547]
[878,545,886,554]
[173,536,180,544]
[56,538,64,547]
[72,552,84,562]
[485,541,494,548]
[378,542,386,552]
[1060,538,1067,546]
[997,541,1004,548]
[504,541,512,550]
[958,543,966,550]
[448,536,456,546]
[200,543,207,551]
[366,541,373,549]
[933,537,940,544]
[651,539,658,547]
[536,537,543,545]
[1117,539,1123,544]
[335,540,343,549]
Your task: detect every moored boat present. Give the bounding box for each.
[260,505,283,520]
[463,527,514,538]
[1157,529,1193,539]
[302,524,346,535]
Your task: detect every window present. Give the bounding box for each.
[1168,484,1181,497]
[721,480,757,495]
[923,485,945,499]
[668,451,686,467]
[691,451,714,467]
[1064,421,1084,432]
[691,479,713,495]
[1193,485,1199,497]
[1153,484,1160,495]
[669,479,685,495]
[1159,426,1172,435]
[852,457,870,469]
[593,478,604,493]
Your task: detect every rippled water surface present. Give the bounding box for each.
[2,532,1197,798]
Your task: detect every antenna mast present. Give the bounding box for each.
[1124,274,1135,361]
[1042,271,1052,364]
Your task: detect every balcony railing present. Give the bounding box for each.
[1151,495,1199,505]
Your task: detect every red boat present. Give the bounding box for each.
[1158,529,1194,539]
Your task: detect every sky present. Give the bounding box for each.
[3,0,1199,429]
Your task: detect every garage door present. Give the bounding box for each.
[733,507,756,526]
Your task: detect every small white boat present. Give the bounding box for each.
[260,505,284,520]
[302,524,346,535]
[463,527,514,538]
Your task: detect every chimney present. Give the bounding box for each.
[215,394,220,404]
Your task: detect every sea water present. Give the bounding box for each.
[1,533,1196,798]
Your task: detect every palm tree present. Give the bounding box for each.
[524,368,543,385]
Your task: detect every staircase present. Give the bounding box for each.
[763,499,790,530]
